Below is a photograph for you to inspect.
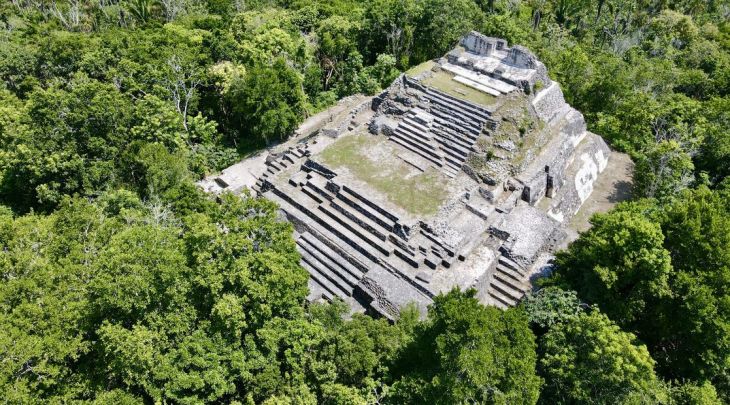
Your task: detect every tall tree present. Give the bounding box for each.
[538,311,665,403]
[389,289,542,404]
[225,59,306,146]
[552,188,730,398]
[413,0,483,61]
[552,205,673,326]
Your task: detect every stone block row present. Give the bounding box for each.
[488,254,530,308]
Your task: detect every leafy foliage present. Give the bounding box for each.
[225,59,306,145]
[553,207,673,325]
[0,191,310,402]
[523,287,585,330]
[552,187,730,399]
[389,289,542,404]
[538,311,664,404]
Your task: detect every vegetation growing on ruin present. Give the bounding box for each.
[405,60,437,77]
[0,0,728,403]
[422,70,498,106]
[319,133,449,216]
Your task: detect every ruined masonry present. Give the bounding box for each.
[199,32,612,320]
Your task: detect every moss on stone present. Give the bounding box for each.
[319,133,450,216]
[421,70,496,107]
[405,60,437,77]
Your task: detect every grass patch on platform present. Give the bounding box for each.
[319,134,449,216]
[422,70,496,107]
[406,60,436,77]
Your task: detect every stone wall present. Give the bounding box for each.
[461,31,507,56]
[532,82,567,123]
[507,46,551,90]
[547,133,611,221]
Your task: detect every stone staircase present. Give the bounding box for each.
[488,254,531,308]
[262,163,470,309]
[253,145,311,193]
[298,231,365,302]
[387,86,493,178]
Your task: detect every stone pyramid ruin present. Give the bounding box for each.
[200,32,615,319]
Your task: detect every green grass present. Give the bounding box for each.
[405,60,436,77]
[422,70,496,107]
[319,134,449,216]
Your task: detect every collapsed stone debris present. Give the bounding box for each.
[199,32,614,320]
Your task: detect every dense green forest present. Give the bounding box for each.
[0,0,728,403]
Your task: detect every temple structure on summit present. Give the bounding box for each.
[199,32,614,319]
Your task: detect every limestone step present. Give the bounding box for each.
[443,153,463,169]
[426,85,483,107]
[428,103,487,133]
[301,185,324,204]
[498,256,524,275]
[268,161,283,171]
[425,87,491,120]
[431,103,485,129]
[299,253,351,299]
[432,130,473,152]
[490,276,524,302]
[317,204,392,257]
[403,114,431,133]
[428,105,482,133]
[391,128,442,161]
[437,144,468,167]
[441,63,517,93]
[435,137,471,161]
[283,154,296,165]
[393,129,438,158]
[393,248,420,268]
[493,271,527,294]
[406,109,435,126]
[268,189,394,281]
[445,159,461,171]
[496,263,523,283]
[431,125,475,151]
[441,256,456,268]
[298,237,359,288]
[453,75,501,96]
[300,232,365,280]
[423,254,439,269]
[419,229,456,257]
[397,120,433,143]
[307,277,334,301]
[305,179,335,201]
[341,185,400,223]
[336,192,395,233]
[268,187,382,263]
[489,288,513,308]
[430,114,481,141]
[442,166,458,178]
[389,135,443,168]
[328,200,388,241]
[444,161,461,174]
[404,117,432,133]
